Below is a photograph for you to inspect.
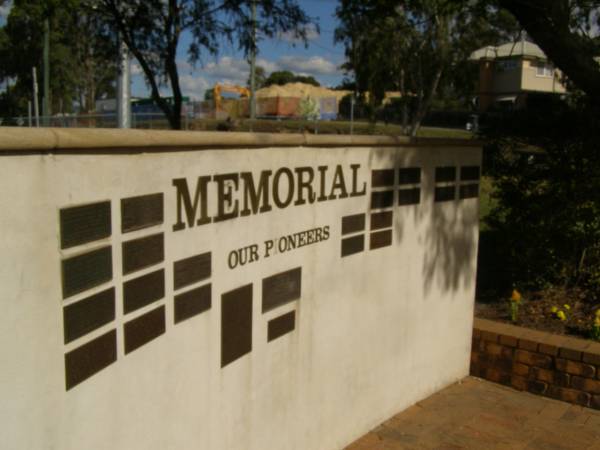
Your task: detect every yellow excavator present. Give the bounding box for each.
[213,84,251,111]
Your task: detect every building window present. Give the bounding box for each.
[536,62,554,77]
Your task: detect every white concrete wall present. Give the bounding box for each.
[0,130,480,450]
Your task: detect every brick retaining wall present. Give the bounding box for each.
[471,318,600,409]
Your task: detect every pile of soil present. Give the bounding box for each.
[475,287,600,340]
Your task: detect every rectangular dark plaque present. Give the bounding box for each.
[435,166,456,182]
[122,233,164,275]
[62,246,112,299]
[63,288,115,344]
[60,201,111,249]
[371,190,394,209]
[398,188,421,206]
[460,166,480,181]
[121,193,164,233]
[341,214,365,235]
[123,269,165,314]
[174,252,211,290]
[371,169,394,187]
[434,186,456,202]
[124,306,165,354]
[268,311,296,342]
[174,284,212,324]
[341,235,364,257]
[370,230,393,250]
[370,211,393,230]
[65,329,117,390]
[262,267,302,313]
[221,284,253,368]
[398,168,421,185]
[459,183,479,199]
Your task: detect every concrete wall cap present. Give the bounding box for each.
[0,127,481,154]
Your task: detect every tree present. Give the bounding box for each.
[497,0,600,105]
[263,69,320,87]
[335,0,519,135]
[96,1,314,130]
[246,64,266,89]
[0,0,116,117]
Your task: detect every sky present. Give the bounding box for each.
[133,0,348,100]
[0,0,347,100]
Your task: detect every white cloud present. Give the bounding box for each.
[179,74,210,100]
[201,56,250,85]
[278,24,319,43]
[256,58,280,74]
[131,62,143,76]
[278,56,339,76]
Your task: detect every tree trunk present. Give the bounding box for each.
[410,65,443,137]
[499,0,600,105]
[399,68,408,135]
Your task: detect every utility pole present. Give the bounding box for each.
[117,35,131,128]
[32,67,40,127]
[43,18,51,126]
[249,0,257,121]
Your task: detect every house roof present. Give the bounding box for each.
[469,41,547,61]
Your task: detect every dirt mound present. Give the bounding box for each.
[256,82,350,101]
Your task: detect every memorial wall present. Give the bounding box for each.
[0,128,481,450]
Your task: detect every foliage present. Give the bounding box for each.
[0,0,116,116]
[334,0,519,135]
[298,96,318,120]
[263,69,319,87]
[96,0,314,129]
[481,98,600,299]
[246,65,266,89]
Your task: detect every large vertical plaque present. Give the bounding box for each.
[221,284,253,367]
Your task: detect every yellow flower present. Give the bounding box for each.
[550,306,558,314]
[596,309,600,317]
[510,289,522,303]
[564,304,571,311]
[595,316,600,327]
[557,310,567,321]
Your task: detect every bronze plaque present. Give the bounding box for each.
[174,283,212,324]
[63,288,115,344]
[370,211,393,230]
[62,246,112,299]
[65,329,117,390]
[60,201,111,249]
[124,306,165,354]
[341,213,366,235]
[268,311,296,342]
[123,269,165,314]
[262,267,302,313]
[370,230,392,250]
[371,190,394,209]
[459,184,479,199]
[221,284,253,368]
[398,168,421,185]
[121,193,164,233]
[460,166,480,181]
[434,186,456,202]
[122,233,164,275]
[398,188,421,206]
[435,166,456,182]
[371,169,394,187]
[174,252,211,290]
[341,235,364,257]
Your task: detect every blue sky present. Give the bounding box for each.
[138,0,347,99]
[0,0,347,100]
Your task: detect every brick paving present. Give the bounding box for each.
[345,377,600,450]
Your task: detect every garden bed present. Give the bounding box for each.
[475,287,600,341]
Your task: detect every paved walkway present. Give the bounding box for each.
[346,377,600,450]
